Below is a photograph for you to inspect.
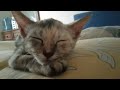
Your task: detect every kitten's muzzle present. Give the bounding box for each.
[43,49,54,59]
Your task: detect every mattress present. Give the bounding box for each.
[0,38,120,79]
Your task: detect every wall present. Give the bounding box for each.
[74,11,120,29]
[39,11,89,24]
[21,11,39,21]
[0,11,12,30]
[0,11,39,30]
[0,11,11,19]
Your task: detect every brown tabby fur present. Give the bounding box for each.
[8,11,91,76]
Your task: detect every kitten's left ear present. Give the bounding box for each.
[67,14,91,39]
[11,11,34,38]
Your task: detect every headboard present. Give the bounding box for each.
[74,11,120,29]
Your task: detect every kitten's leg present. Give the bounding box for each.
[28,59,68,76]
[10,55,34,71]
[9,54,57,76]
[49,59,68,76]
[8,46,25,68]
[9,47,67,76]
[9,54,49,75]
[10,56,67,76]
[9,54,52,76]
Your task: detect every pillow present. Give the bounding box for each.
[79,26,120,40]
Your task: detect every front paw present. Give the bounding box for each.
[29,59,67,77]
[48,59,68,76]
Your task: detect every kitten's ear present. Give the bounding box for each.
[11,11,34,38]
[67,14,91,39]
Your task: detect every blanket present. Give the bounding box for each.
[0,38,120,79]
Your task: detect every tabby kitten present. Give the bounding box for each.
[8,11,91,76]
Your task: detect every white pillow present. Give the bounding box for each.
[79,26,120,40]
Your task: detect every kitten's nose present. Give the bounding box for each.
[43,49,54,59]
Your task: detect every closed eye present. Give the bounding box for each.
[56,40,67,44]
[30,36,43,43]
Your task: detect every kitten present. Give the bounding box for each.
[8,11,91,76]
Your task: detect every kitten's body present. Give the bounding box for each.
[8,11,91,76]
[9,19,71,76]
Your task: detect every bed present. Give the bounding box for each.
[0,11,120,79]
[0,31,120,79]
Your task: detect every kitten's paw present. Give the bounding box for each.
[29,59,67,77]
[49,59,68,76]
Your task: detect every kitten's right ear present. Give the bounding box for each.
[11,11,34,38]
[66,14,91,39]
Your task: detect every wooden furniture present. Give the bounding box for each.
[3,29,20,41]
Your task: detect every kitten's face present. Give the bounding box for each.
[11,11,91,65]
[24,19,75,65]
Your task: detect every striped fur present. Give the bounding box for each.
[8,11,90,76]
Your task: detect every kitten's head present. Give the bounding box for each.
[12,11,91,65]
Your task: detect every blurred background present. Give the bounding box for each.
[0,11,120,41]
[0,11,88,41]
